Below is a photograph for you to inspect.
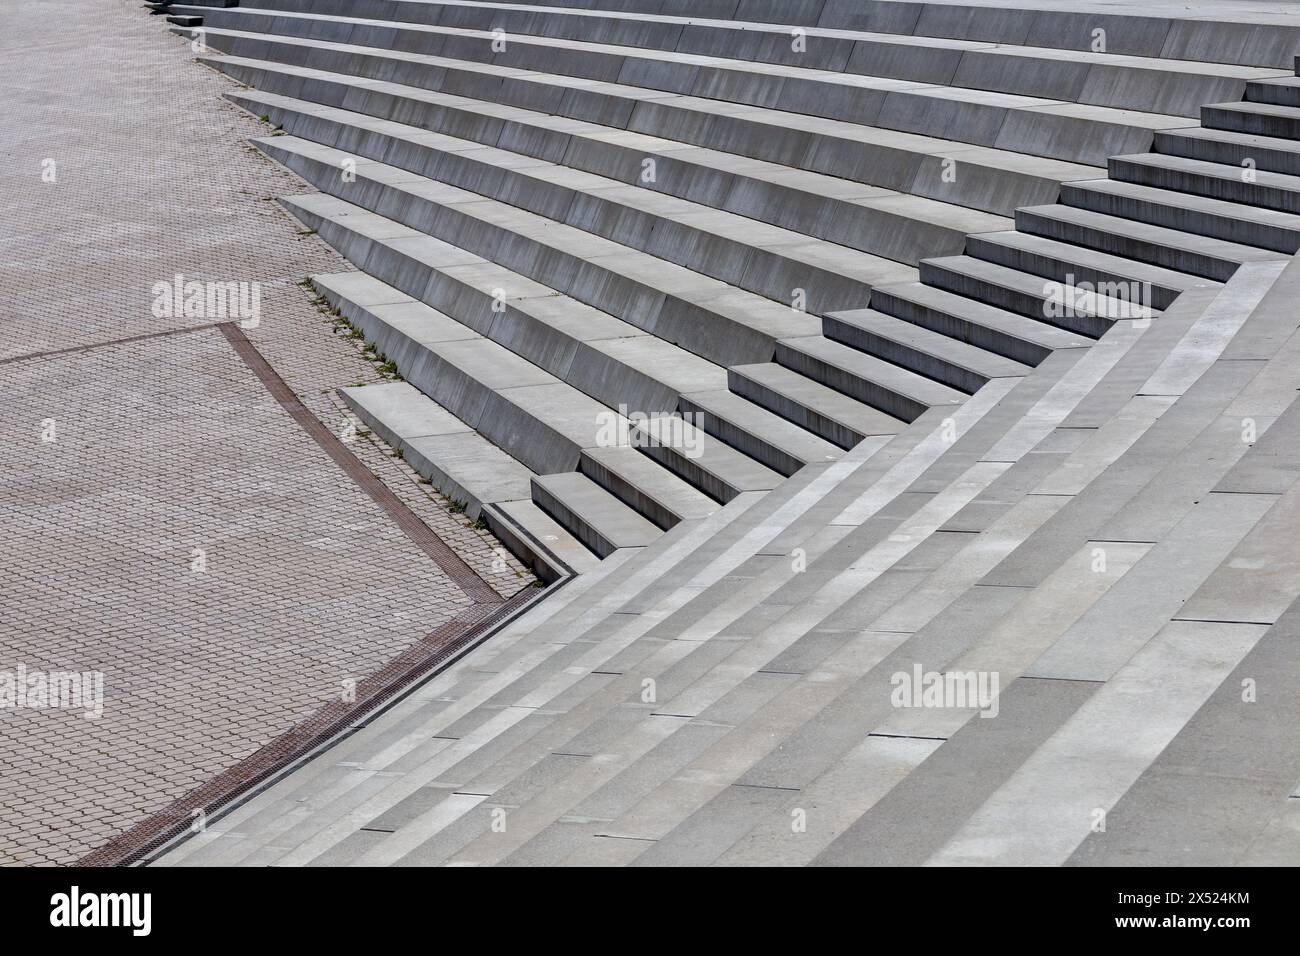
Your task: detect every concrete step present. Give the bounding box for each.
[629,414,783,504]
[179,15,1195,166]
[186,2,1291,117]
[301,263,627,478]
[219,67,1006,268]
[251,133,815,369]
[264,149,735,413]
[1247,76,1300,107]
[194,44,1096,219]
[1015,203,1289,281]
[301,226,782,534]
[1061,178,1300,254]
[338,380,532,521]
[867,280,1091,365]
[1203,101,1300,140]
[578,445,719,530]
[965,230,1211,310]
[920,255,1147,337]
[774,335,966,419]
[727,362,907,449]
[165,14,202,26]
[530,472,662,558]
[236,94,908,315]
[487,499,602,578]
[1155,126,1300,178]
[255,141,851,482]
[821,308,1032,393]
[675,389,842,478]
[1109,152,1300,215]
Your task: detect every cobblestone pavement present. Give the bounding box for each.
[0,0,534,865]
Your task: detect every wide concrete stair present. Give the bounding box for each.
[157,251,1300,867]
[150,1,1300,866]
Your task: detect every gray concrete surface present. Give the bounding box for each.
[20,0,1300,868]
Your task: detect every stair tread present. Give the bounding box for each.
[677,389,843,468]
[1159,125,1300,153]
[581,445,719,523]
[1020,203,1291,265]
[339,380,534,508]
[184,5,1288,83]
[1111,151,1300,191]
[256,134,820,364]
[872,280,1093,352]
[824,308,1034,380]
[217,64,1011,253]
[252,103,913,293]
[630,415,783,494]
[778,335,967,407]
[923,254,1157,320]
[1205,100,1300,119]
[968,229,1212,292]
[197,47,1096,222]
[1068,178,1300,229]
[729,362,908,437]
[532,472,663,552]
[492,499,603,576]
[184,15,1205,166]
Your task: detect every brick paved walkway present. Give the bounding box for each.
[0,0,534,865]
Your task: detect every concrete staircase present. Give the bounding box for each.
[151,1,1300,865]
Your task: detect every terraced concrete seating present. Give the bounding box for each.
[178,0,1300,564]
[151,0,1300,866]
[176,12,1203,165]
[185,0,1293,117]
[184,27,1102,218]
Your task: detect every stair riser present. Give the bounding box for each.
[1153,131,1300,178]
[193,2,1244,118]
[214,58,972,265]
[866,287,1052,365]
[631,440,739,505]
[189,13,1151,163]
[819,316,989,393]
[578,452,681,532]
[964,234,1180,309]
[199,33,1052,218]
[1013,207,1241,281]
[307,263,585,477]
[245,100,877,316]
[529,480,621,559]
[260,152,709,418]
[1246,81,1300,108]
[1108,158,1300,215]
[726,369,864,450]
[1202,105,1300,141]
[258,141,780,368]
[772,342,929,421]
[674,397,804,477]
[918,263,1114,337]
[1060,184,1300,255]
